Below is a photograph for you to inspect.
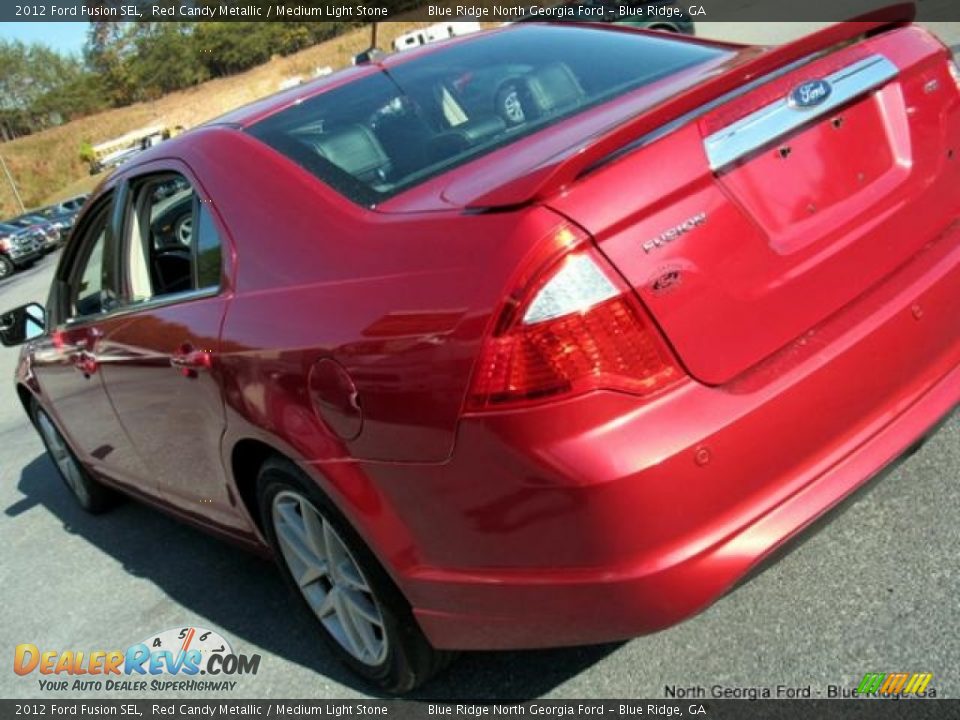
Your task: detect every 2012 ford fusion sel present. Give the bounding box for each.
[2,14,959,692]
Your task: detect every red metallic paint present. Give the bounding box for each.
[13,19,960,651]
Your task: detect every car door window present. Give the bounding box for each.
[68,203,117,319]
[194,204,223,290]
[121,173,223,305]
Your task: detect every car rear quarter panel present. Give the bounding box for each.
[183,129,566,469]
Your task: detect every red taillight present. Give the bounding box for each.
[467,226,682,411]
[948,58,960,90]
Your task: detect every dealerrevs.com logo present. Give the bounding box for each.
[14,627,261,692]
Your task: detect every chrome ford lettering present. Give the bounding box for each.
[788,79,832,109]
[643,212,706,254]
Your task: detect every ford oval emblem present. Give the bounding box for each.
[788,79,832,109]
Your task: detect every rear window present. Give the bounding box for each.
[247,24,725,206]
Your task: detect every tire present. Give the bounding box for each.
[0,255,14,280]
[32,400,115,514]
[257,457,454,692]
[495,81,528,126]
[175,215,193,246]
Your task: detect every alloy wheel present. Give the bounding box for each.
[271,490,388,666]
[502,90,525,124]
[177,216,193,246]
[36,410,91,506]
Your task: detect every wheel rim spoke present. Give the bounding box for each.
[275,503,317,564]
[333,592,376,660]
[323,521,346,583]
[337,561,369,592]
[299,499,327,558]
[344,600,381,661]
[38,412,86,501]
[296,562,327,588]
[272,490,387,666]
[341,587,383,626]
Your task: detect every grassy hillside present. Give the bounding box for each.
[0,22,431,217]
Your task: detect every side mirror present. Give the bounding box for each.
[0,303,46,347]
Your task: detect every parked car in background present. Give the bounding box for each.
[351,47,386,65]
[41,194,88,217]
[4,214,62,253]
[37,209,79,235]
[2,16,959,692]
[37,194,89,232]
[0,223,44,280]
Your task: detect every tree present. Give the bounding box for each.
[0,16,365,143]
[134,23,209,98]
[0,39,108,140]
[85,21,140,105]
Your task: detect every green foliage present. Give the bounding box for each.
[191,22,359,77]
[1,19,362,143]
[85,22,140,106]
[78,141,95,163]
[134,23,211,99]
[0,39,110,140]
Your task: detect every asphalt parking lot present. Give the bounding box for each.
[2,24,959,701]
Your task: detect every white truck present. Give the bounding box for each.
[392,21,482,52]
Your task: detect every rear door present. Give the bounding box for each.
[96,165,249,533]
[548,27,960,384]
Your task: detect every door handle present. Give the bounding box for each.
[73,349,99,376]
[170,344,213,378]
[67,326,103,376]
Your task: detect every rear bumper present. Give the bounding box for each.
[412,368,958,650]
[363,220,960,651]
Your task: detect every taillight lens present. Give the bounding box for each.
[467,226,682,410]
[949,58,960,89]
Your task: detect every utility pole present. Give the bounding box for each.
[370,22,378,50]
[0,152,25,214]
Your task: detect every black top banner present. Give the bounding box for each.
[3,0,960,23]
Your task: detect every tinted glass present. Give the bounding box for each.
[194,204,222,289]
[248,25,725,205]
[71,213,112,317]
[122,173,221,303]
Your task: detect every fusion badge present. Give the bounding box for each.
[642,212,706,254]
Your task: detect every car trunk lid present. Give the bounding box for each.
[546,25,960,384]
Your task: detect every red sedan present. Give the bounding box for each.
[3,15,960,691]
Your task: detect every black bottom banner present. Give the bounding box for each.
[2,700,955,720]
